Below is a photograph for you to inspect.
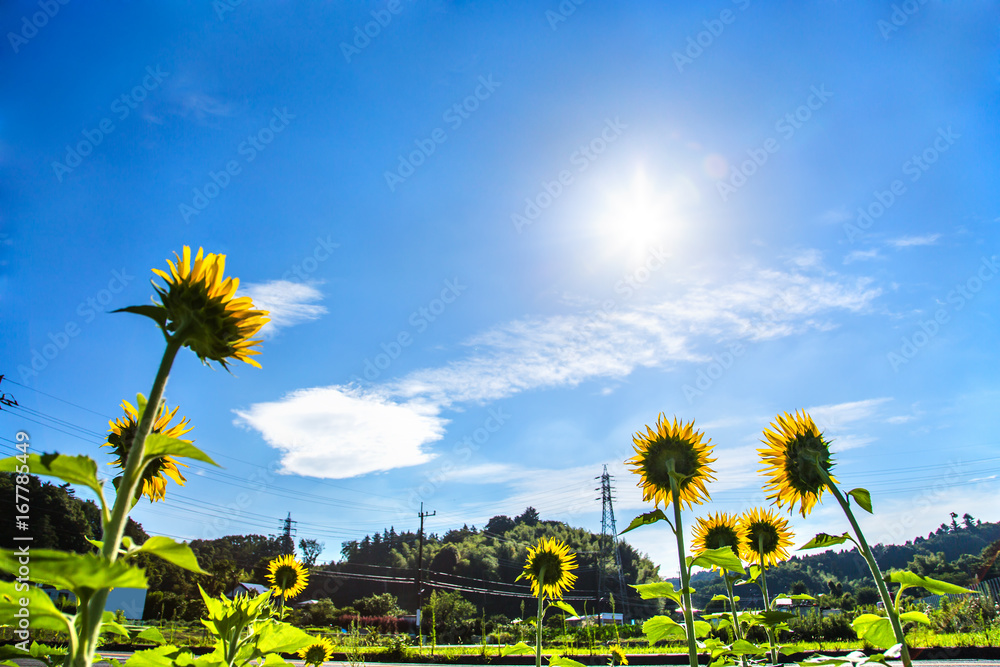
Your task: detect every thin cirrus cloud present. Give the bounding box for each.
[888,233,941,248]
[237,260,883,479]
[240,280,327,338]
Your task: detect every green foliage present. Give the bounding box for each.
[354,593,404,618]
[422,590,477,644]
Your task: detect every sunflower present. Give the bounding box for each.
[610,645,629,666]
[691,512,747,569]
[626,415,716,510]
[266,554,309,599]
[521,537,578,599]
[104,399,191,502]
[759,410,838,517]
[150,246,269,369]
[738,507,794,568]
[298,636,334,666]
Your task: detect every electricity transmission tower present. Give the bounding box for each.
[280,513,297,555]
[596,465,629,621]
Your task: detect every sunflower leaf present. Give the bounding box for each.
[776,593,816,601]
[899,611,930,625]
[620,510,669,535]
[114,305,168,328]
[0,549,147,592]
[731,639,767,656]
[255,622,313,654]
[642,615,686,644]
[692,620,713,638]
[132,536,209,575]
[800,532,854,550]
[500,642,533,656]
[888,571,975,595]
[135,628,167,645]
[758,611,796,626]
[0,581,73,634]
[551,600,578,616]
[143,433,218,466]
[690,547,745,574]
[631,582,685,604]
[0,453,103,500]
[847,488,873,514]
[851,614,897,649]
[550,657,587,667]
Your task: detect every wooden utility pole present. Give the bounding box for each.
[415,502,435,640]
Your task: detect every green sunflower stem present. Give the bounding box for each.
[825,479,913,667]
[536,565,547,667]
[724,576,747,667]
[758,549,778,665]
[75,337,182,667]
[669,477,699,667]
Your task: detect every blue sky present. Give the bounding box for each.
[2,1,999,575]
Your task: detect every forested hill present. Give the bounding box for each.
[321,507,665,619]
[690,513,1000,609]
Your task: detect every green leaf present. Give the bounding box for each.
[132,536,208,575]
[125,647,193,667]
[852,614,897,649]
[101,620,130,637]
[692,620,713,638]
[690,546,745,574]
[758,611,796,626]
[888,571,975,595]
[0,453,104,500]
[551,600,578,616]
[135,627,167,645]
[899,610,930,625]
[0,549,147,592]
[776,593,816,601]
[731,639,767,656]
[255,621,313,653]
[0,581,73,633]
[847,488,873,514]
[800,532,854,550]
[620,509,669,534]
[631,581,686,604]
[642,615,686,643]
[711,594,733,603]
[143,433,218,466]
[500,642,533,656]
[114,305,168,327]
[550,657,587,667]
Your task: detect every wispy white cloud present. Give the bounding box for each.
[843,249,881,264]
[239,260,883,479]
[888,234,941,248]
[241,280,327,338]
[233,386,446,479]
[807,397,892,431]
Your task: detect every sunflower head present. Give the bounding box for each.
[103,398,191,502]
[626,415,716,510]
[609,645,629,666]
[520,537,578,599]
[148,246,269,369]
[759,410,837,517]
[298,636,334,666]
[691,512,747,571]
[266,554,309,599]
[738,507,794,568]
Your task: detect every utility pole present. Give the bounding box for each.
[415,502,435,640]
